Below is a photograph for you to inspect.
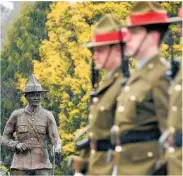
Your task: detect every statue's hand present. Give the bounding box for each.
[54,142,61,153]
[15,142,28,153]
[53,141,62,166]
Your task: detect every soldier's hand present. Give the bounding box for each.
[15,142,28,153]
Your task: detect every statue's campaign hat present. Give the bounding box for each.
[23,74,48,93]
[126,2,181,28]
[85,14,127,48]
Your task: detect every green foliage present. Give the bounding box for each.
[1,1,52,168]
[32,2,134,159]
[0,164,10,176]
[160,2,182,59]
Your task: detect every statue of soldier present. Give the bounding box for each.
[70,14,128,175]
[1,74,61,175]
[112,2,181,175]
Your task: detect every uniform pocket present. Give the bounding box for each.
[18,125,28,133]
[36,124,46,134]
[124,141,159,163]
[95,106,113,130]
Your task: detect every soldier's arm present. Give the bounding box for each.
[153,77,170,133]
[1,111,18,152]
[47,112,61,146]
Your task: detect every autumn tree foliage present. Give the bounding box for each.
[30,2,133,157]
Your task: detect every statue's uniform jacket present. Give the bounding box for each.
[2,104,60,170]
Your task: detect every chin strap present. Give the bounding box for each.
[131,30,148,58]
[101,44,114,69]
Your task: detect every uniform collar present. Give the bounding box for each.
[106,66,120,79]
[25,104,42,114]
[136,56,154,70]
[95,66,121,95]
[127,54,160,85]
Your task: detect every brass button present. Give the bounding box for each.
[124,86,130,92]
[115,146,123,152]
[174,84,182,91]
[172,106,177,111]
[111,125,119,132]
[30,138,34,141]
[118,106,124,112]
[169,127,175,133]
[100,106,105,111]
[91,149,96,154]
[89,114,93,120]
[130,95,136,101]
[147,152,153,157]
[168,147,175,153]
[93,97,99,103]
[148,63,154,69]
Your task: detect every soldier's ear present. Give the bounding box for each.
[24,94,29,101]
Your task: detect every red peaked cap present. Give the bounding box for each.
[85,14,126,48]
[127,2,181,27]
[92,29,127,43]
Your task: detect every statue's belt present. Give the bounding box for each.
[22,139,46,150]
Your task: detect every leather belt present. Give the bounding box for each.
[95,128,161,151]
[174,131,182,147]
[119,128,161,145]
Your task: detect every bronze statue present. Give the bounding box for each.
[1,74,61,175]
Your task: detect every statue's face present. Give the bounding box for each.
[25,92,42,107]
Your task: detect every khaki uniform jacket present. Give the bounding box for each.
[88,68,125,175]
[115,55,170,175]
[167,68,182,175]
[2,104,60,170]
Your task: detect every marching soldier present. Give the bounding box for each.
[1,75,61,175]
[71,14,128,175]
[112,2,180,175]
[86,14,128,175]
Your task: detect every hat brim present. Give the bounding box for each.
[85,40,120,49]
[126,17,182,28]
[22,89,49,93]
